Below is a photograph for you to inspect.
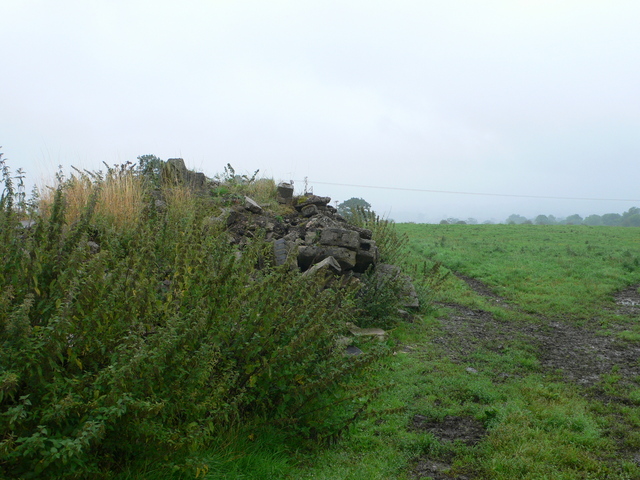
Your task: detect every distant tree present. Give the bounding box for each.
[455,220,467,225]
[522,219,533,225]
[547,215,559,225]
[583,214,603,226]
[601,213,622,226]
[137,154,164,186]
[622,213,640,227]
[565,214,583,225]
[535,214,551,225]
[506,214,528,225]
[446,217,461,224]
[466,218,478,225]
[622,207,640,226]
[439,219,449,225]
[337,197,372,219]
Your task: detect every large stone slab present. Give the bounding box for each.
[298,245,356,271]
[244,196,263,214]
[161,158,207,190]
[295,195,331,210]
[302,256,342,277]
[319,228,360,250]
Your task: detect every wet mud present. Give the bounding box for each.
[409,278,640,479]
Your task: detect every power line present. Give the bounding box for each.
[297,180,640,203]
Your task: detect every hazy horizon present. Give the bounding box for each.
[2,1,639,223]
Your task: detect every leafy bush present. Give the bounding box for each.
[354,267,407,328]
[346,207,426,329]
[0,158,386,479]
[337,197,371,219]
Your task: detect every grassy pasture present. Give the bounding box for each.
[401,223,640,321]
[4,151,640,480]
[293,223,640,480]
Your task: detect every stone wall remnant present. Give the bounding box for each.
[153,158,418,311]
[161,158,208,191]
[277,182,294,204]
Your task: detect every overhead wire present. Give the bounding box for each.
[295,180,640,203]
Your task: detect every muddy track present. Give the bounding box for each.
[410,277,640,479]
[442,274,640,386]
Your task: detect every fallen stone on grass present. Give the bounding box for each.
[346,322,387,341]
[244,196,263,214]
[345,345,363,355]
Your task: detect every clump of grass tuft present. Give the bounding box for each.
[244,177,277,205]
[39,163,145,232]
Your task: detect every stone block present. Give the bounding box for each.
[354,242,379,273]
[301,204,319,217]
[277,182,294,204]
[298,245,356,271]
[244,196,263,214]
[295,195,331,210]
[319,228,360,250]
[273,238,288,266]
[302,256,342,277]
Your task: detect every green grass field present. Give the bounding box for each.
[291,224,640,480]
[5,159,640,480]
[401,223,640,321]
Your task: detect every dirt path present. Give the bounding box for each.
[409,277,640,479]
[446,275,640,387]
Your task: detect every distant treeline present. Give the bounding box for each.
[439,207,640,226]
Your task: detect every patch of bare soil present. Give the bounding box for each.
[411,415,487,446]
[535,320,640,386]
[613,284,640,316]
[411,459,472,480]
[431,303,521,365]
[455,273,511,308]
[410,279,640,477]
[436,278,640,387]
[409,416,486,479]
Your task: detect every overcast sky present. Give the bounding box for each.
[1,1,639,222]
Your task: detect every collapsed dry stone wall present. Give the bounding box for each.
[163,159,419,310]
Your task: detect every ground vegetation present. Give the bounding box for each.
[0,155,405,479]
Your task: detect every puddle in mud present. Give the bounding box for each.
[613,284,640,314]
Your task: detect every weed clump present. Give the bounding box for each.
[0,156,390,479]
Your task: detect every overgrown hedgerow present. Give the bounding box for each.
[0,156,389,479]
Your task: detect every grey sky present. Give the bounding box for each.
[1,1,639,222]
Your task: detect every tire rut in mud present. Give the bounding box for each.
[613,284,640,316]
[440,276,640,387]
[410,279,640,478]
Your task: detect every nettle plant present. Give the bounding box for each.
[0,158,389,479]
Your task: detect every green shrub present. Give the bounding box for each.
[354,267,406,328]
[0,159,386,479]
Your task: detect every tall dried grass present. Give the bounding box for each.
[244,178,276,205]
[39,168,145,232]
